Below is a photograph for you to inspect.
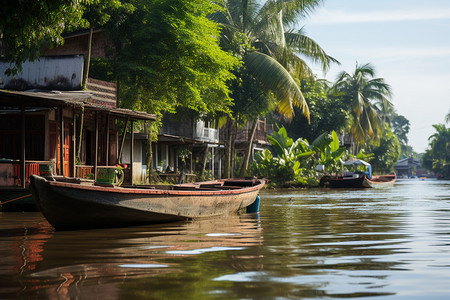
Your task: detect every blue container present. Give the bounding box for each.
[246,195,260,213]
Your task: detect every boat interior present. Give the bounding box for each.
[45,176,261,191]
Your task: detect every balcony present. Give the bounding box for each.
[194,126,219,143]
[235,119,273,144]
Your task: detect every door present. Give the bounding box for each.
[56,120,73,176]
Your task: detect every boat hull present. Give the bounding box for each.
[322,174,396,189]
[324,176,365,188]
[362,174,396,188]
[30,175,264,231]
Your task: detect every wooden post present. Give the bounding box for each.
[130,120,134,185]
[72,108,76,177]
[218,147,222,179]
[20,104,26,188]
[59,106,64,176]
[106,113,110,166]
[190,150,193,174]
[118,118,129,163]
[211,146,215,179]
[94,111,99,181]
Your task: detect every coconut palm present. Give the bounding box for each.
[212,0,338,176]
[425,124,450,177]
[332,62,393,152]
[212,0,338,119]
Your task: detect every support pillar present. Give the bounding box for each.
[72,108,76,177]
[59,106,64,176]
[118,118,129,163]
[20,105,26,188]
[106,113,110,166]
[94,111,99,181]
[130,120,134,185]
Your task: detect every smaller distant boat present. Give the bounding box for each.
[362,174,397,188]
[320,159,396,189]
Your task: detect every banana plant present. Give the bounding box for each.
[311,130,346,174]
[262,126,313,183]
[267,126,313,163]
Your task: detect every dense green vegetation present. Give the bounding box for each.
[0,0,424,183]
[422,123,450,179]
[249,126,346,186]
[0,0,88,75]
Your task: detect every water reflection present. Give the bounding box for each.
[1,179,450,299]
[0,213,262,299]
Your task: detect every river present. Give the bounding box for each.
[1,179,449,299]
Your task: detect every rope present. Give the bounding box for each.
[0,194,32,205]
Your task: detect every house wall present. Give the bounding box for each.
[122,140,146,183]
[0,56,84,90]
[152,143,170,172]
[41,30,109,58]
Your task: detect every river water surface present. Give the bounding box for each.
[1,179,449,299]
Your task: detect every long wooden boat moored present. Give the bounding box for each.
[321,173,396,188]
[320,159,396,189]
[30,175,265,231]
[362,174,396,188]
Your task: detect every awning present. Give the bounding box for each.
[158,134,200,145]
[0,89,157,121]
[342,159,371,167]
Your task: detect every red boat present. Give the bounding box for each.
[30,175,264,231]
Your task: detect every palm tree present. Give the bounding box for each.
[214,0,337,119]
[332,62,393,153]
[212,0,338,176]
[426,124,450,177]
[445,109,450,124]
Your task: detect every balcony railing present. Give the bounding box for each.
[0,161,53,187]
[194,126,219,143]
[235,121,274,144]
[76,165,94,179]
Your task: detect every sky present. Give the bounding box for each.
[301,0,450,153]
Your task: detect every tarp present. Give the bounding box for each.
[341,159,372,179]
[342,159,371,166]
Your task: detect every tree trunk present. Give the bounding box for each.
[239,117,258,177]
[200,145,209,178]
[82,27,93,89]
[224,118,235,178]
[76,107,84,162]
[144,122,153,183]
[231,119,238,177]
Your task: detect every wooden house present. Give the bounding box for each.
[156,114,221,182]
[0,30,157,211]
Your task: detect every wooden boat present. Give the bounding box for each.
[362,174,396,188]
[30,175,265,231]
[320,159,396,188]
[321,173,396,188]
[321,174,365,188]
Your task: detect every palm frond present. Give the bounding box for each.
[285,29,340,71]
[244,51,309,121]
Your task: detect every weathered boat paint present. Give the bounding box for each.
[321,173,396,188]
[30,175,265,231]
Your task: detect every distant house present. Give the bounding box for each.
[219,118,273,175]
[394,157,421,177]
[232,118,273,156]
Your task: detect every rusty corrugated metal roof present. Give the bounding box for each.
[0,89,157,121]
